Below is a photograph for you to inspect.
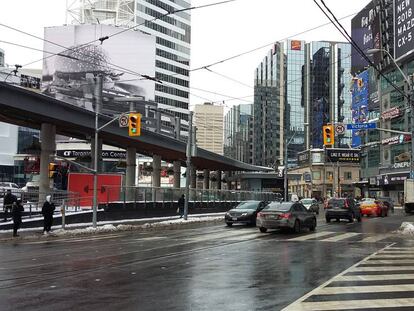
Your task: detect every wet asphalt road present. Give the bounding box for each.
[1,210,414,311]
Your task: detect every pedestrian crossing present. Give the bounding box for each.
[285,231,394,244]
[282,244,414,310]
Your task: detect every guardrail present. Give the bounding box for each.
[102,186,280,208]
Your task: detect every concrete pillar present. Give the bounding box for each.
[173,161,181,188]
[39,123,56,203]
[126,147,136,201]
[190,167,197,189]
[217,171,222,190]
[203,169,210,190]
[91,138,103,172]
[152,155,161,188]
[226,172,232,190]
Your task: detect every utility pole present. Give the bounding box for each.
[92,75,102,228]
[184,112,193,220]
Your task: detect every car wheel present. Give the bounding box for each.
[226,222,233,227]
[326,217,331,223]
[309,218,316,231]
[250,218,257,226]
[336,218,340,222]
[259,227,267,233]
[294,220,301,233]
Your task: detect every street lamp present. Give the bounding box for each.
[284,123,308,202]
[366,48,414,179]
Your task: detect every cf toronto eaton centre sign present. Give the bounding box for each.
[394,0,414,61]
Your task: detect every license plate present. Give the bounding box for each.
[232,217,237,221]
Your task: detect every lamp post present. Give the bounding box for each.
[367,48,414,180]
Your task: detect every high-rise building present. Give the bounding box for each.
[303,41,352,149]
[194,103,224,155]
[77,0,191,121]
[253,40,351,168]
[253,42,285,168]
[224,104,253,164]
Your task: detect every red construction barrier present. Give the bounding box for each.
[67,173,123,207]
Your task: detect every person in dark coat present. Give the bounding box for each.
[42,195,55,234]
[3,189,17,222]
[178,194,185,218]
[11,199,24,237]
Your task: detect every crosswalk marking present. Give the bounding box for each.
[222,233,264,241]
[349,265,414,272]
[288,231,336,241]
[336,274,414,281]
[318,284,414,294]
[280,244,414,310]
[359,234,392,243]
[319,232,360,242]
[293,298,414,310]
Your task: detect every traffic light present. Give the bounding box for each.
[323,125,334,146]
[128,113,141,137]
[48,163,57,178]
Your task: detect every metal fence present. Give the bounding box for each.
[103,186,280,207]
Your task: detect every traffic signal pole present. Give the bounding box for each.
[92,75,102,228]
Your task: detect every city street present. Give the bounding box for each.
[0,210,413,310]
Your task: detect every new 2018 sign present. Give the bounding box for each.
[394,0,414,61]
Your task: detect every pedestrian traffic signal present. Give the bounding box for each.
[128,113,141,137]
[323,125,334,146]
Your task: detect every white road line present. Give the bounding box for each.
[320,232,360,242]
[372,254,414,258]
[387,247,414,250]
[318,284,414,294]
[349,266,414,272]
[188,230,256,242]
[380,251,414,254]
[362,259,414,264]
[337,274,414,281]
[296,298,414,310]
[359,234,392,243]
[288,231,336,241]
[137,237,167,241]
[281,243,394,311]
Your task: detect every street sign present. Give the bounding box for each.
[346,123,376,130]
[119,115,129,127]
[335,123,345,135]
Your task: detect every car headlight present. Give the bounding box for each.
[225,212,230,216]
[241,213,249,216]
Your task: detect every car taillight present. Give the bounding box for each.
[280,213,291,219]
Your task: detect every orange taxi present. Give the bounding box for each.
[359,198,388,217]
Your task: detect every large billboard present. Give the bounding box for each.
[394,0,414,61]
[351,70,369,147]
[42,24,156,115]
[351,2,381,74]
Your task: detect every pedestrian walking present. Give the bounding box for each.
[11,199,24,237]
[42,195,55,234]
[177,194,185,218]
[3,189,17,222]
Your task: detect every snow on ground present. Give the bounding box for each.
[0,214,225,240]
[396,222,414,235]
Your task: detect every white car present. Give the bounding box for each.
[0,182,21,198]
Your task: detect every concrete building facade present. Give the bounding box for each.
[194,103,224,155]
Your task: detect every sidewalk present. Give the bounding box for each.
[0,212,225,242]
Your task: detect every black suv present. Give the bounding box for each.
[325,198,362,223]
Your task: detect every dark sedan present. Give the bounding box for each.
[225,201,266,226]
[256,201,317,233]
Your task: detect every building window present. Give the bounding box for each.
[326,171,334,181]
[312,171,321,180]
[344,172,352,180]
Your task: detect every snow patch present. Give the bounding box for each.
[396,222,414,235]
[46,216,223,237]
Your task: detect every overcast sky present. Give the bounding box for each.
[0,0,371,112]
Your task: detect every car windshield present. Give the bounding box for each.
[235,201,260,210]
[301,199,313,204]
[328,199,346,207]
[264,202,292,212]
